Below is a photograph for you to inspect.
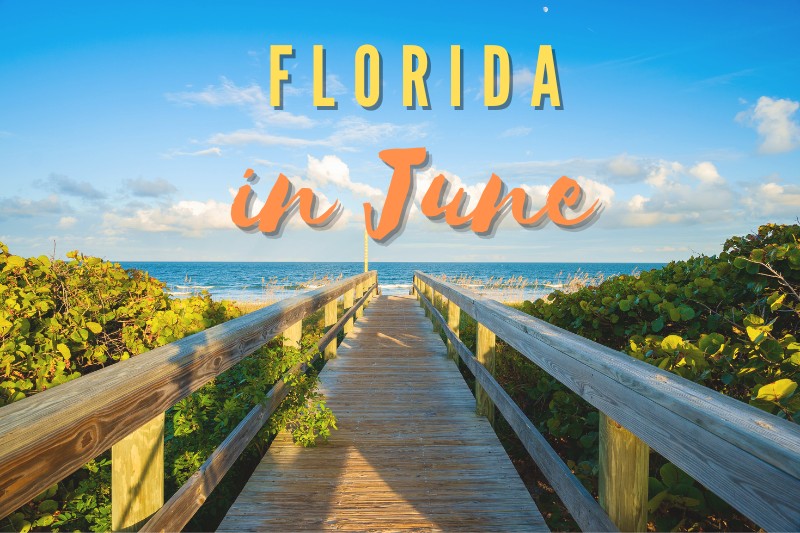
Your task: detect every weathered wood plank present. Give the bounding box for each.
[141,283,377,532]
[219,295,546,532]
[111,414,164,532]
[599,413,649,532]
[0,271,375,519]
[415,271,800,531]
[417,284,616,532]
[282,320,302,349]
[343,288,354,335]
[324,299,338,359]
[475,323,496,426]
[447,298,460,364]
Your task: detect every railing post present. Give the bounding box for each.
[343,287,355,334]
[431,289,442,334]
[355,281,364,319]
[475,323,496,427]
[283,319,302,349]
[599,412,649,532]
[324,298,337,359]
[424,283,433,318]
[411,275,417,297]
[112,414,165,531]
[447,299,460,364]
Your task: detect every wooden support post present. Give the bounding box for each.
[112,414,165,532]
[431,290,442,334]
[475,323,496,426]
[355,281,364,319]
[447,299,460,364]
[411,275,416,297]
[324,299,337,359]
[283,320,302,349]
[424,283,432,318]
[599,412,649,532]
[343,288,355,334]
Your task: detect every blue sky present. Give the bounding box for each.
[1,1,799,262]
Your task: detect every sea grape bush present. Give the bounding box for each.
[507,223,800,530]
[0,243,334,532]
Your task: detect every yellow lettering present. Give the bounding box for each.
[484,45,510,108]
[313,45,336,108]
[355,44,381,108]
[270,44,293,108]
[402,45,429,108]
[532,44,561,108]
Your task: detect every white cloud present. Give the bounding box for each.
[126,177,178,198]
[162,147,222,158]
[614,161,737,227]
[606,153,644,180]
[58,216,77,229]
[741,181,800,217]
[688,162,724,185]
[0,194,69,219]
[166,77,315,129]
[645,160,685,188]
[326,74,347,96]
[737,96,800,154]
[104,199,232,236]
[48,174,106,200]
[305,155,383,200]
[208,116,428,152]
[500,126,532,138]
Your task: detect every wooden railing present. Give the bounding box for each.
[0,271,378,531]
[413,271,800,532]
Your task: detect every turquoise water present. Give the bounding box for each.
[119,262,664,302]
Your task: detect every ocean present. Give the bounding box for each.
[118,262,665,303]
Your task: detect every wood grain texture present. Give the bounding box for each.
[141,283,377,533]
[343,288,354,335]
[324,299,338,359]
[219,295,546,532]
[599,413,649,532]
[0,271,375,519]
[476,323,496,426]
[447,298,460,364]
[415,271,800,531]
[355,281,364,319]
[417,284,616,532]
[282,320,302,349]
[111,414,164,532]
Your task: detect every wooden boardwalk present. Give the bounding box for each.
[219,294,546,532]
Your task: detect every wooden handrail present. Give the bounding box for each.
[414,271,800,531]
[414,282,617,532]
[140,281,378,533]
[0,271,376,520]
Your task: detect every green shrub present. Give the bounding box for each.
[501,223,800,530]
[0,243,334,532]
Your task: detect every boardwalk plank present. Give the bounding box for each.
[219,295,546,532]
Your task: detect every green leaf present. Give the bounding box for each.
[747,326,766,344]
[769,293,787,311]
[678,305,695,321]
[760,338,784,362]
[756,379,797,402]
[651,317,664,333]
[37,499,58,514]
[660,463,679,487]
[86,321,102,334]
[733,256,748,269]
[56,343,71,360]
[661,335,683,351]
